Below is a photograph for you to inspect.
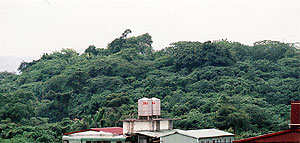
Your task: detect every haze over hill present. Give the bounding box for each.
[1,0,299,59]
[0,56,37,72]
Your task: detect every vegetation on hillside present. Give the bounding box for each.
[0,30,299,142]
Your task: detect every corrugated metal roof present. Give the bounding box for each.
[177,129,234,139]
[136,129,233,139]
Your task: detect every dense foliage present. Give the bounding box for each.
[1,30,299,142]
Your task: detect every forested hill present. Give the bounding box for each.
[1,30,300,142]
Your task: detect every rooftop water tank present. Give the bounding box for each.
[138,97,152,117]
[151,97,161,116]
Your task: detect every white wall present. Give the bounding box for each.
[123,120,173,134]
[134,121,152,131]
[160,120,171,130]
[123,122,130,134]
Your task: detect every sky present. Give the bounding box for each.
[0,0,300,71]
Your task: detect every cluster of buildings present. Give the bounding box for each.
[62,98,300,143]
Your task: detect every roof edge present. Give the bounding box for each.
[233,129,300,142]
[63,129,92,135]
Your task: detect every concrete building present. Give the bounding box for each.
[234,101,300,143]
[121,98,176,134]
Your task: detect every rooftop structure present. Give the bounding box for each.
[290,101,300,129]
[122,97,175,134]
[121,118,178,134]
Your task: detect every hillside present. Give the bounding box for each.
[0,30,300,142]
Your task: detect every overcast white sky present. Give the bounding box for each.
[0,0,300,60]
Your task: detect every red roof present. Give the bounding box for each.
[91,127,123,135]
[63,127,123,135]
[233,129,300,142]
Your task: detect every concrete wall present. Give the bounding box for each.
[160,121,168,130]
[123,122,130,134]
[162,133,197,143]
[123,120,172,134]
[134,121,152,131]
[160,120,172,130]
[123,121,154,134]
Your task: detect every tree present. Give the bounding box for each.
[108,29,153,54]
[84,45,98,56]
[167,41,235,70]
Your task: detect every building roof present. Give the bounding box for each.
[136,129,234,139]
[68,131,114,136]
[177,129,234,139]
[136,130,179,138]
[233,129,300,142]
[62,135,126,141]
[63,127,123,135]
[91,127,123,135]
